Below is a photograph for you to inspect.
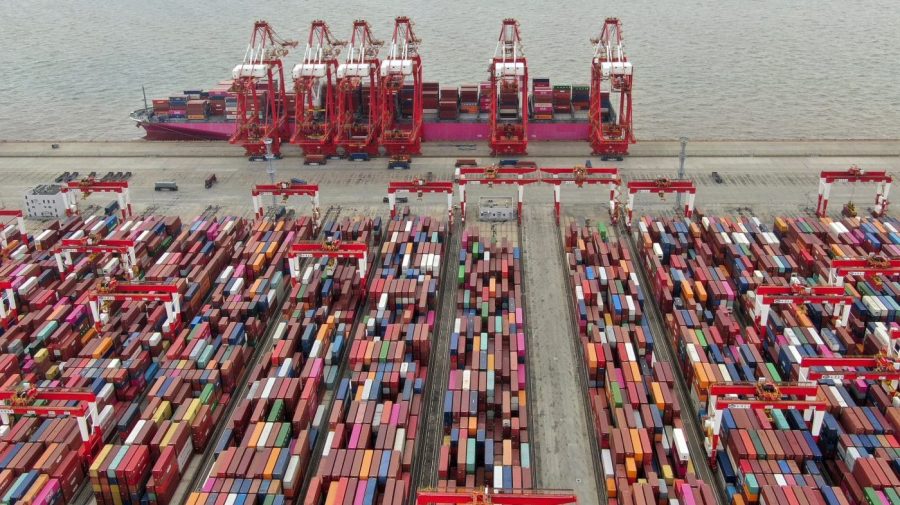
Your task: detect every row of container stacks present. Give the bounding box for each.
[151,84,238,121]
[636,214,900,505]
[186,217,379,505]
[149,80,591,122]
[303,217,448,505]
[95,215,319,505]
[437,229,533,491]
[561,220,717,505]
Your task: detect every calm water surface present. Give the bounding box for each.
[1,0,898,140]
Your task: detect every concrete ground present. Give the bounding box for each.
[4,139,896,503]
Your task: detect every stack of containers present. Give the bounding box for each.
[167,96,187,119]
[188,217,378,504]
[400,84,415,117]
[439,88,460,120]
[479,82,492,113]
[437,229,532,491]
[571,85,590,111]
[498,86,519,120]
[423,83,439,115]
[552,85,572,115]
[459,85,479,114]
[531,78,553,120]
[186,100,209,121]
[0,214,237,503]
[151,100,170,119]
[561,221,717,504]
[637,214,900,504]
[304,217,446,505]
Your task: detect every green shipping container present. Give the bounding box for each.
[268,399,285,422]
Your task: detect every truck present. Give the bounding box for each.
[154,181,178,192]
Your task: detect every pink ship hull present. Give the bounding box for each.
[139,120,590,143]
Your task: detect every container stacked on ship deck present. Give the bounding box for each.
[0,213,251,503]
[561,220,716,505]
[92,215,315,505]
[305,217,446,505]
[636,214,900,505]
[436,229,532,491]
[187,216,378,505]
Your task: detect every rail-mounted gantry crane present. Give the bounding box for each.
[815,165,892,217]
[589,18,634,158]
[379,16,423,156]
[335,20,384,158]
[230,20,298,158]
[291,20,346,158]
[488,19,529,155]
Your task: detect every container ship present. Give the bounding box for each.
[131,17,634,159]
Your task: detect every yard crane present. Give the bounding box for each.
[703,381,827,469]
[335,20,383,158]
[458,165,540,223]
[250,181,321,223]
[386,179,454,222]
[488,19,528,155]
[828,254,900,286]
[540,164,622,223]
[288,239,369,291]
[60,178,132,220]
[416,488,578,505]
[751,282,853,332]
[0,209,27,253]
[0,384,104,465]
[589,18,634,158]
[291,20,346,159]
[54,236,139,280]
[230,20,298,158]
[624,178,696,227]
[815,165,892,217]
[0,280,17,329]
[88,279,182,336]
[379,16,423,156]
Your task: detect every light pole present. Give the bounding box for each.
[264,138,277,213]
[675,137,688,210]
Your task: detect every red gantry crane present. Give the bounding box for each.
[387,179,455,222]
[540,164,622,223]
[488,19,529,155]
[589,18,634,159]
[379,16,423,156]
[624,178,696,227]
[335,20,384,158]
[816,165,892,217]
[0,209,27,253]
[230,20,298,158]
[703,381,827,468]
[54,237,138,280]
[0,384,104,464]
[60,178,132,220]
[291,20,346,159]
[416,489,578,505]
[250,181,320,222]
[828,255,900,286]
[752,282,853,332]
[458,165,540,223]
[288,239,369,289]
[88,279,182,336]
[0,280,17,329]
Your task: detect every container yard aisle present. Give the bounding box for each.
[521,206,602,504]
[413,218,461,493]
[622,225,727,504]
